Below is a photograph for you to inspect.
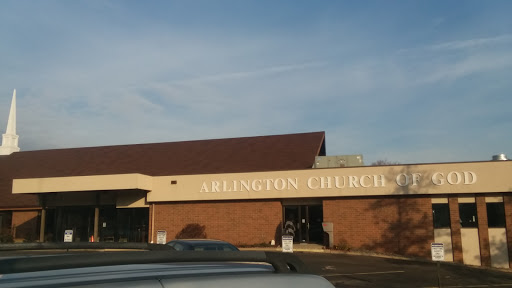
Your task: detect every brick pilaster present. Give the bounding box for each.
[503,195,512,268]
[148,204,154,243]
[449,197,463,263]
[476,196,490,267]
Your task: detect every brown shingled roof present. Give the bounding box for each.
[0,131,326,208]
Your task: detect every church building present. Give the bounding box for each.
[1,90,512,270]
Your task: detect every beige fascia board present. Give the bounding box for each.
[147,161,512,202]
[485,196,504,203]
[13,174,153,194]
[10,161,512,203]
[431,197,449,204]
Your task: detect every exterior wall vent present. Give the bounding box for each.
[492,154,508,161]
[313,155,364,168]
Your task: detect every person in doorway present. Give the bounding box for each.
[284,214,296,238]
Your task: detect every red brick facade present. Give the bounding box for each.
[12,210,39,242]
[153,200,282,245]
[476,196,491,267]
[5,193,512,268]
[448,197,463,263]
[504,195,512,268]
[323,196,434,258]
[148,193,511,266]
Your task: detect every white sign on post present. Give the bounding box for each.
[431,243,444,261]
[64,230,73,243]
[156,230,167,244]
[282,236,294,253]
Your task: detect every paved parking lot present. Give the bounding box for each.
[2,247,512,287]
[296,252,512,288]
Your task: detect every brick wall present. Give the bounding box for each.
[148,204,154,242]
[153,200,282,245]
[504,195,512,268]
[12,210,39,242]
[448,197,463,263]
[476,196,491,267]
[323,196,434,258]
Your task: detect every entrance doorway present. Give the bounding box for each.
[283,205,323,243]
[99,207,149,243]
[44,206,149,242]
[45,207,94,242]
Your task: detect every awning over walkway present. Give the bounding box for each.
[12,174,152,194]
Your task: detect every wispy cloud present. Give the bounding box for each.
[431,17,445,28]
[1,1,511,164]
[428,34,512,51]
[417,52,512,84]
[170,62,327,84]
[396,34,512,55]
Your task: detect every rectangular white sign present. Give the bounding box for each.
[157,230,167,244]
[64,229,73,243]
[282,236,293,253]
[431,243,444,261]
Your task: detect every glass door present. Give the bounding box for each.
[54,207,95,242]
[283,206,300,242]
[283,205,323,244]
[308,205,323,243]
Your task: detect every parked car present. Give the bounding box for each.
[0,243,335,288]
[167,239,239,251]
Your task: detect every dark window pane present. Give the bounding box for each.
[432,204,450,228]
[172,242,185,250]
[459,203,478,228]
[487,202,506,228]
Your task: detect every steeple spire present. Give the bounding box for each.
[0,89,20,155]
[6,89,16,135]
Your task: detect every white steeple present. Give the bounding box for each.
[0,89,20,155]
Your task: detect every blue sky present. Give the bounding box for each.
[1,0,511,164]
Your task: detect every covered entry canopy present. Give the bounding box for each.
[12,174,153,243]
[12,173,152,194]
[12,174,152,208]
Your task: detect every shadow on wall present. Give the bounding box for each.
[275,221,283,246]
[360,165,433,258]
[175,223,207,239]
[0,228,13,243]
[485,188,512,267]
[487,230,509,267]
[13,216,39,242]
[0,212,13,243]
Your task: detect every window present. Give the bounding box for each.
[487,202,506,228]
[170,242,185,250]
[459,203,478,228]
[432,204,450,228]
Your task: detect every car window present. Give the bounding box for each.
[192,244,238,251]
[172,243,186,251]
[193,245,213,251]
[220,245,238,251]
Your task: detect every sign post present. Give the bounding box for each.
[282,236,293,253]
[431,243,444,288]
